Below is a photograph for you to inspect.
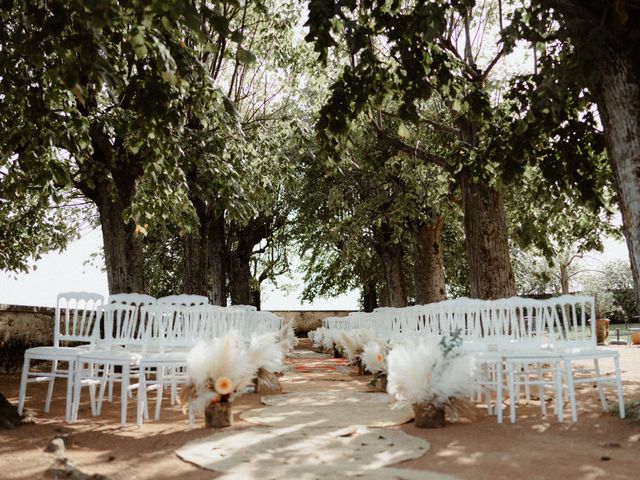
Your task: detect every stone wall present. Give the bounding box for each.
[0,305,355,372]
[0,305,55,373]
[272,310,355,335]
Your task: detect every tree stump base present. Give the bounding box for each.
[413,402,445,428]
[253,368,283,395]
[0,393,35,429]
[205,402,232,428]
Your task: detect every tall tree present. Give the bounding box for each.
[501,0,640,316]
[0,1,240,293]
[305,0,518,299]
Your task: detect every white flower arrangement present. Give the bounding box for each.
[181,331,283,414]
[387,333,476,409]
[335,329,377,364]
[361,340,389,375]
[277,324,299,355]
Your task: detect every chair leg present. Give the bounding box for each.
[593,359,609,411]
[155,367,165,421]
[121,364,130,426]
[71,360,83,423]
[137,366,147,428]
[563,358,577,423]
[18,357,30,415]
[97,363,110,416]
[553,362,564,422]
[613,356,625,418]
[536,363,547,417]
[65,360,75,422]
[496,361,503,424]
[88,363,97,416]
[45,359,58,414]
[507,362,517,423]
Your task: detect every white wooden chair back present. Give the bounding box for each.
[54,292,105,346]
[157,294,208,306]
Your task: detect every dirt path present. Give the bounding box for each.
[1,343,639,479]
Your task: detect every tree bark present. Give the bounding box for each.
[183,225,209,297]
[413,216,447,304]
[92,182,145,294]
[592,53,640,319]
[380,243,408,307]
[362,281,378,312]
[209,211,227,305]
[460,169,516,299]
[229,254,252,305]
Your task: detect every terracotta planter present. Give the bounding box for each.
[413,402,445,428]
[594,319,610,345]
[630,332,640,345]
[205,401,232,428]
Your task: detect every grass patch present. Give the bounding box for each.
[611,400,640,424]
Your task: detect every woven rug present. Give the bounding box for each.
[241,390,414,428]
[176,426,429,473]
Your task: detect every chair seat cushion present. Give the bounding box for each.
[24,346,83,360]
[141,351,188,363]
[79,350,142,363]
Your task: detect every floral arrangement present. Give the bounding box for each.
[277,323,298,355]
[387,332,475,409]
[361,340,389,375]
[180,331,283,415]
[308,327,341,354]
[335,329,376,365]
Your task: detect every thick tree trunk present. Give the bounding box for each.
[380,244,408,307]
[229,254,252,305]
[93,183,145,294]
[379,284,391,307]
[183,225,209,297]
[209,211,227,305]
[362,281,378,312]
[413,217,447,304]
[592,53,640,319]
[461,169,516,299]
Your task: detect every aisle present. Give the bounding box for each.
[176,342,459,479]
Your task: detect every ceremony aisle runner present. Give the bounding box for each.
[176,344,461,480]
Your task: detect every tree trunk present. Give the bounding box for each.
[413,217,447,304]
[93,183,145,294]
[592,53,640,319]
[461,169,516,299]
[559,263,570,295]
[362,281,378,312]
[209,211,227,305]
[229,254,252,305]
[183,225,209,297]
[380,243,408,307]
[379,284,391,307]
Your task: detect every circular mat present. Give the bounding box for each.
[176,426,429,473]
[242,391,413,428]
[217,465,461,480]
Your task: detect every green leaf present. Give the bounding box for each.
[237,46,256,64]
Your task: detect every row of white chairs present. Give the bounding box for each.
[321,295,625,423]
[18,292,281,426]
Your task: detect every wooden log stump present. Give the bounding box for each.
[205,401,232,428]
[413,402,445,428]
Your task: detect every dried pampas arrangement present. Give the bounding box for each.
[277,323,298,355]
[387,333,476,412]
[179,331,283,416]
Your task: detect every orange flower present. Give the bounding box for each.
[214,376,234,395]
[376,353,384,363]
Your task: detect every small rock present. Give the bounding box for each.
[600,456,611,461]
[45,438,66,456]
